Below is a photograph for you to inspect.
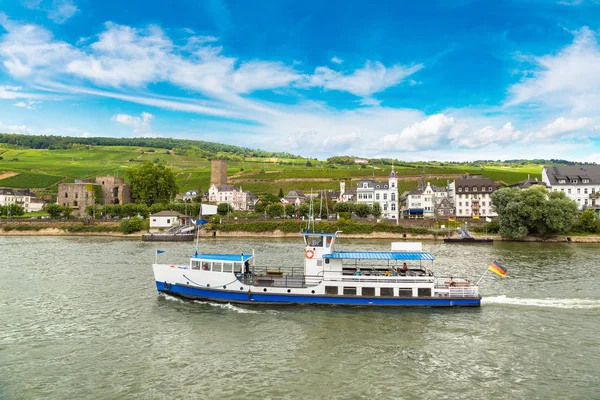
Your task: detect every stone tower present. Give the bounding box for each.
[211,160,227,185]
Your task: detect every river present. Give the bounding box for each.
[0,236,599,399]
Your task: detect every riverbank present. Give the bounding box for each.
[2,226,600,242]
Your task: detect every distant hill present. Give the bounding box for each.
[0,133,302,160]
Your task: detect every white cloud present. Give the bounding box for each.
[81,131,90,137]
[453,122,522,148]
[111,112,157,137]
[0,85,22,99]
[526,117,594,141]
[0,121,32,134]
[48,0,79,23]
[13,100,37,110]
[331,56,343,64]
[229,61,301,93]
[374,114,467,151]
[309,61,423,98]
[508,27,600,114]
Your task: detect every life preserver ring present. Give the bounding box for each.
[169,265,175,268]
[305,249,314,259]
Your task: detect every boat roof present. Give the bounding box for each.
[302,231,337,237]
[323,251,435,260]
[191,253,253,262]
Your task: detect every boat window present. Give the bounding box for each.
[398,289,412,297]
[212,262,222,272]
[222,263,233,273]
[233,262,243,273]
[325,286,338,295]
[343,287,357,296]
[362,287,375,296]
[380,288,393,297]
[202,262,209,270]
[191,261,201,270]
[418,288,431,297]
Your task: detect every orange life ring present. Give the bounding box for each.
[305,249,314,259]
[169,265,175,268]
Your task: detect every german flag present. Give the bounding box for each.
[488,260,507,277]
[448,217,456,222]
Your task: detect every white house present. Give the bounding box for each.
[0,187,46,213]
[448,175,499,218]
[355,166,399,219]
[149,210,187,230]
[208,184,258,211]
[542,165,600,209]
[183,190,199,202]
[281,190,307,206]
[405,177,451,218]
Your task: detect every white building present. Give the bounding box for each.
[542,165,600,209]
[448,175,499,218]
[355,166,399,219]
[0,187,46,213]
[405,177,451,218]
[149,210,187,230]
[208,184,258,211]
[183,190,199,202]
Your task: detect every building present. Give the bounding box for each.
[149,210,187,230]
[95,176,131,205]
[58,176,132,217]
[448,174,499,218]
[338,182,356,202]
[0,187,46,213]
[210,160,227,186]
[281,190,307,206]
[404,177,451,218]
[355,166,399,219]
[57,180,100,217]
[183,190,199,202]
[542,165,600,209]
[208,184,258,211]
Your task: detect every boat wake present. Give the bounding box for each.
[160,294,274,314]
[483,295,600,309]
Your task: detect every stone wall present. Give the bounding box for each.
[57,183,97,217]
[95,176,132,205]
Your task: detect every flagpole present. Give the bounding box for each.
[155,248,158,265]
[476,268,488,285]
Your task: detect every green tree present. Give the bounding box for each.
[119,217,143,234]
[260,194,280,206]
[334,202,352,213]
[217,203,230,216]
[45,203,63,218]
[297,203,310,218]
[278,188,284,198]
[126,161,179,206]
[0,203,24,217]
[353,203,371,218]
[254,202,266,213]
[371,202,382,218]
[61,206,73,219]
[266,203,284,218]
[491,186,578,239]
[577,209,599,232]
[284,204,295,217]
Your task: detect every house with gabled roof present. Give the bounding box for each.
[542,165,600,210]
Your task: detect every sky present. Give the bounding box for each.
[1,0,600,162]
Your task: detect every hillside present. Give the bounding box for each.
[0,133,545,197]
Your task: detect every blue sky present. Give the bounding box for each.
[1,0,600,161]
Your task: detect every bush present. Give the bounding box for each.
[575,209,599,233]
[119,218,143,234]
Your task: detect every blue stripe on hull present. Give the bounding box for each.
[155,282,481,307]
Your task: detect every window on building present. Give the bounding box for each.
[583,179,590,183]
[458,187,463,192]
[64,192,68,198]
[75,193,78,199]
[488,186,493,191]
[380,288,394,297]
[465,202,469,207]
[398,288,412,297]
[325,286,338,295]
[73,201,78,206]
[363,183,368,188]
[481,186,486,192]
[418,288,431,297]
[376,194,380,200]
[559,179,566,184]
[167,219,171,224]
[391,193,396,201]
[384,204,388,211]
[383,194,387,200]
[568,189,572,194]
[584,188,588,194]
[482,201,485,206]
[343,287,357,296]
[392,204,396,211]
[571,179,577,183]
[577,188,581,194]
[473,186,477,192]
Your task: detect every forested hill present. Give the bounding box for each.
[0,133,301,160]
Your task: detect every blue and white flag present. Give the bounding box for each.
[191,218,209,225]
[156,249,165,254]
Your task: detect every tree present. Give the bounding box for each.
[334,202,352,213]
[491,186,578,239]
[353,203,371,218]
[371,202,382,218]
[297,203,310,218]
[254,202,266,213]
[260,194,280,206]
[45,203,63,218]
[126,161,179,206]
[266,203,284,218]
[577,209,599,232]
[284,204,295,217]
[217,203,230,216]
[61,206,73,219]
[278,188,284,198]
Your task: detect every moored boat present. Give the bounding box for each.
[152,231,481,307]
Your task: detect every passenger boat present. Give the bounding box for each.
[152,231,481,307]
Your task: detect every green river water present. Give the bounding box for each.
[0,236,599,399]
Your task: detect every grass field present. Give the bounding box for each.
[0,144,544,196]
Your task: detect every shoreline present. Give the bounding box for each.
[2,228,600,242]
